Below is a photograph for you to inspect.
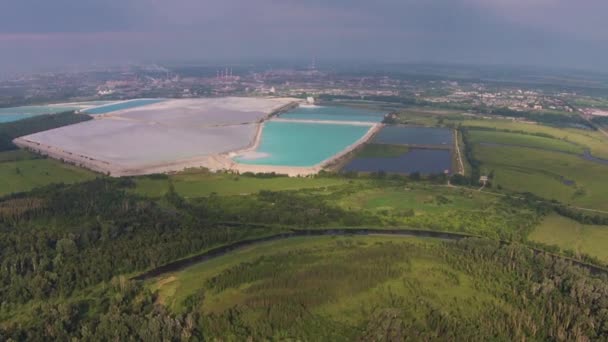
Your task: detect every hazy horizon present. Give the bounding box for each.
[2,0,608,73]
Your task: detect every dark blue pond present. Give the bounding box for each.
[374,126,453,146]
[343,148,452,174]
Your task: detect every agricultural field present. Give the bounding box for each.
[393,107,465,126]
[467,130,584,155]
[529,214,608,263]
[0,151,95,196]
[452,118,608,158]
[473,145,608,210]
[134,171,362,198]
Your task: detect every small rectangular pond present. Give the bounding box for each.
[234,121,372,167]
[280,105,385,122]
[343,148,452,174]
[374,126,454,146]
[84,99,165,115]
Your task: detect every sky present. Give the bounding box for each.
[1,0,607,72]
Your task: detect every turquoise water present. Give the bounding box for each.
[235,121,371,166]
[280,106,384,122]
[0,106,78,123]
[84,99,164,115]
[374,126,454,146]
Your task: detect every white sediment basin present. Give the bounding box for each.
[14,97,299,176]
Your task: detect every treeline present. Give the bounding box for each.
[0,277,202,341]
[483,106,592,128]
[454,127,481,185]
[189,188,375,227]
[0,111,91,151]
[440,239,608,341]
[318,94,423,106]
[553,204,608,226]
[0,177,372,307]
[5,237,608,340]
[0,179,273,306]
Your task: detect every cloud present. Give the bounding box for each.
[0,0,607,71]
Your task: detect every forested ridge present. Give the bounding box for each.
[2,238,607,341]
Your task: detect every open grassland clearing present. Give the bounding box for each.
[134,172,363,198]
[529,214,608,263]
[0,151,95,196]
[468,129,584,155]
[452,118,608,158]
[336,185,486,213]
[333,184,540,240]
[473,145,608,211]
[151,236,509,339]
[392,107,465,126]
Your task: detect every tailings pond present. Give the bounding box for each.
[343,148,452,174]
[84,99,165,115]
[279,105,385,122]
[234,121,372,167]
[343,126,454,174]
[373,126,454,146]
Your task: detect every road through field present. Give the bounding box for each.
[454,130,465,175]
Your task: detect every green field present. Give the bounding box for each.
[151,236,508,340]
[468,129,585,155]
[134,172,361,198]
[0,153,95,196]
[333,185,539,240]
[529,214,608,262]
[355,143,409,158]
[453,118,608,158]
[337,185,488,213]
[474,145,608,210]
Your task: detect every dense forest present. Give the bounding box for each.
[0,169,605,340]
[0,178,372,306]
[482,107,592,128]
[0,111,91,152]
[2,237,607,340]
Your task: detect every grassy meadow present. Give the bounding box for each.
[454,118,608,158]
[134,172,361,198]
[473,144,608,210]
[467,129,585,154]
[529,214,608,263]
[0,151,95,196]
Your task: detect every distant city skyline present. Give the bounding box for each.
[1,0,608,73]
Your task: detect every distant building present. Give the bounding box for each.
[306,96,315,105]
